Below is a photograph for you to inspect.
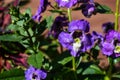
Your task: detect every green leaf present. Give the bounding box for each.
[112,74,120,79]
[28,51,43,68]
[82,65,103,75]
[7,24,26,36]
[91,45,100,60]
[6,24,18,31]
[46,16,54,29]
[0,34,23,42]
[11,15,19,22]
[24,8,32,17]
[58,56,72,65]
[16,20,25,27]
[96,3,113,14]
[77,68,83,74]
[114,57,120,64]
[0,68,24,80]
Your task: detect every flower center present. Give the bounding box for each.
[114,45,120,53]
[62,0,69,2]
[32,73,38,80]
[73,38,81,52]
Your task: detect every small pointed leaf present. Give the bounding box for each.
[58,56,72,65]
[0,34,23,42]
[82,65,103,75]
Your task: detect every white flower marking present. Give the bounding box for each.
[73,38,81,53]
[114,45,120,53]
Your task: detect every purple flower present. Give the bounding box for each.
[58,19,93,57]
[68,19,90,33]
[102,22,114,33]
[25,66,47,80]
[58,31,93,57]
[32,0,49,21]
[81,3,95,17]
[56,0,77,8]
[101,41,120,57]
[101,30,120,57]
[50,16,68,38]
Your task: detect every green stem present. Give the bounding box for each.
[24,28,36,53]
[67,8,72,22]
[25,28,33,46]
[106,57,113,80]
[72,57,76,71]
[114,0,120,31]
[104,76,111,80]
[72,57,77,80]
[67,8,76,71]
[67,8,77,79]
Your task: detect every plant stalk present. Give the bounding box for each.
[106,57,113,80]
[114,0,120,30]
[67,8,77,79]
[67,8,72,21]
[72,57,76,71]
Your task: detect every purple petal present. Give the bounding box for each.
[58,32,73,49]
[101,42,114,56]
[68,19,90,33]
[81,33,93,52]
[39,70,47,79]
[102,22,114,33]
[56,0,77,8]
[105,30,119,42]
[81,3,95,17]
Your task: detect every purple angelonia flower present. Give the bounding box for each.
[102,22,114,33]
[101,41,120,58]
[58,19,93,57]
[25,66,47,80]
[58,31,93,57]
[50,16,68,38]
[101,30,120,58]
[68,19,90,33]
[81,3,95,17]
[56,0,77,8]
[32,0,49,21]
